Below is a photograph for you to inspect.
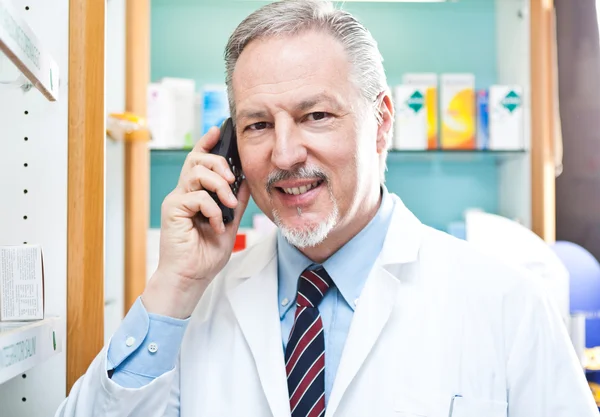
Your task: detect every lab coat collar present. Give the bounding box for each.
[226,239,290,417]
[377,193,424,267]
[226,193,424,417]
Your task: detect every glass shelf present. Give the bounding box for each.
[150,148,527,165]
[386,149,527,164]
[0,0,60,101]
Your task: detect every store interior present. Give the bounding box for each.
[1,0,600,415]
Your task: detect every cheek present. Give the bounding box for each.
[239,144,272,199]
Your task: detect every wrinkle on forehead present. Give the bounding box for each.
[231,30,361,113]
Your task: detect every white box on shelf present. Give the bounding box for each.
[147,78,197,149]
[393,85,428,150]
[489,85,524,150]
[0,245,44,321]
[402,73,438,149]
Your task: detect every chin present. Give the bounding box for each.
[274,206,339,249]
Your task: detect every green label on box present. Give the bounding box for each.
[406,90,424,113]
[501,90,521,113]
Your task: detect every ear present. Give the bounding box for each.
[375,91,394,154]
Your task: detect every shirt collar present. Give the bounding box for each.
[277,186,395,318]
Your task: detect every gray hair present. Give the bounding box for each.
[224,0,391,183]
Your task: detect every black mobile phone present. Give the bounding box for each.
[208,118,243,224]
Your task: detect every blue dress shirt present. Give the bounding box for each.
[106,187,395,406]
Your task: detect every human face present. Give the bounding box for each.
[232,30,388,254]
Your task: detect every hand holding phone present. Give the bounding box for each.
[142,121,250,319]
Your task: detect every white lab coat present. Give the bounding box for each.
[56,194,599,417]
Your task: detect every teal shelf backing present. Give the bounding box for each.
[149,149,526,230]
[151,0,497,89]
[149,0,507,231]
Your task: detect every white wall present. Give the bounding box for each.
[0,0,69,414]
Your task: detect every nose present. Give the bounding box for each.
[271,118,307,171]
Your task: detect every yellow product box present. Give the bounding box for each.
[402,73,438,149]
[440,74,475,150]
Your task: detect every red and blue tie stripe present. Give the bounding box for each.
[285,266,333,417]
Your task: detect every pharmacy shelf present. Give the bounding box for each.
[0,316,64,385]
[150,148,527,164]
[387,149,527,164]
[0,0,60,101]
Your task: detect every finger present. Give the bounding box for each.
[228,179,251,232]
[181,165,238,208]
[193,126,221,154]
[169,190,226,234]
[179,153,235,186]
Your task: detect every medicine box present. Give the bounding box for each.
[201,84,230,136]
[393,85,427,150]
[440,74,475,150]
[0,245,44,321]
[489,85,524,150]
[402,73,438,149]
[147,77,197,149]
[476,89,490,150]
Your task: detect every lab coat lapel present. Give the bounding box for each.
[326,265,399,416]
[326,194,424,417]
[227,236,290,417]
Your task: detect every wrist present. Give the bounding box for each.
[141,270,210,319]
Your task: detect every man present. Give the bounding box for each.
[57,1,598,416]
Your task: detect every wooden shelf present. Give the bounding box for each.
[0,317,64,384]
[0,0,60,101]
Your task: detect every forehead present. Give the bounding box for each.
[231,30,358,114]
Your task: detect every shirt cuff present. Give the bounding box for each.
[107,296,190,382]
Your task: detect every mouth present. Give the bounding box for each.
[275,180,324,196]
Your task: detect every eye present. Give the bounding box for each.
[248,121,270,131]
[306,112,331,122]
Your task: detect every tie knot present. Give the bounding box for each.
[296,266,333,308]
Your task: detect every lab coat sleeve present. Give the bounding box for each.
[505,276,599,417]
[54,345,181,417]
[54,298,186,416]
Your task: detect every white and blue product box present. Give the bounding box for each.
[201,85,230,136]
[476,89,489,150]
[489,85,524,150]
[393,85,428,150]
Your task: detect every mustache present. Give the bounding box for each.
[266,166,328,192]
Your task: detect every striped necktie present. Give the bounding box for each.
[285,265,334,417]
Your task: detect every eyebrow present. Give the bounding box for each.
[236,94,345,123]
[236,109,269,121]
[295,94,343,112]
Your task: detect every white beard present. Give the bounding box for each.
[273,196,339,249]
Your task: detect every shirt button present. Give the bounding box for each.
[281,298,289,307]
[125,336,135,347]
[148,342,158,353]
